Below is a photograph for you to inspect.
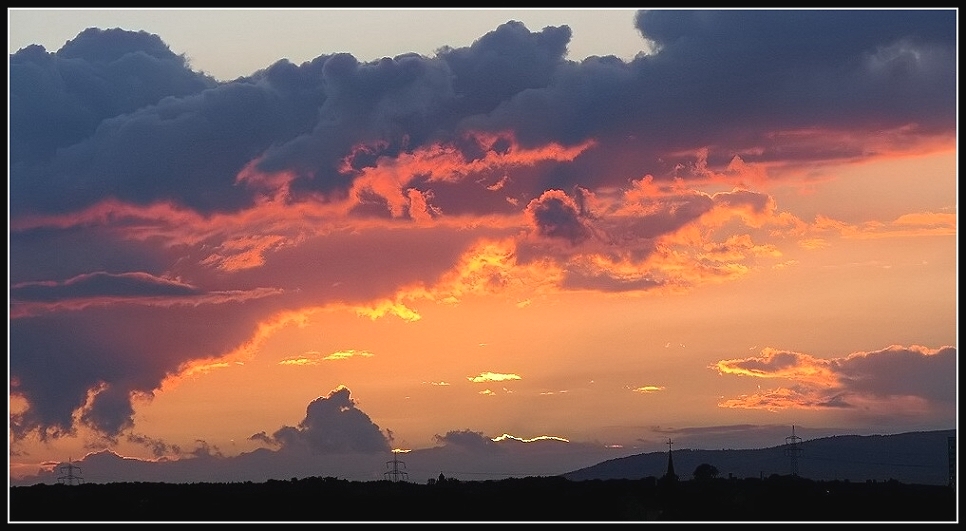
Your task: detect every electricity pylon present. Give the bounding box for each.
[384,449,409,483]
[784,425,804,476]
[57,458,84,485]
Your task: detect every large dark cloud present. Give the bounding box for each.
[468,9,956,189]
[11,12,956,218]
[10,300,291,440]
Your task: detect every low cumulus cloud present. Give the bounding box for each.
[433,429,500,451]
[267,386,390,454]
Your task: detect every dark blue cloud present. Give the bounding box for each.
[10,272,200,302]
[270,387,390,454]
[9,28,216,166]
[10,302,285,440]
[525,189,592,245]
[11,12,956,219]
[433,429,500,452]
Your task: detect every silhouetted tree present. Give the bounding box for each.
[693,463,719,481]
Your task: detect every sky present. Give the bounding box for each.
[7,8,959,487]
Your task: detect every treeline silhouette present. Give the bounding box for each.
[10,474,956,521]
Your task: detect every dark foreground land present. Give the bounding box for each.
[10,475,957,522]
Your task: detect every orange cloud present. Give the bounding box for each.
[716,386,839,412]
[169,307,322,385]
[803,211,956,242]
[668,148,774,188]
[343,132,595,219]
[394,237,565,306]
[353,299,422,322]
[199,234,290,271]
[713,345,955,414]
[712,347,838,386]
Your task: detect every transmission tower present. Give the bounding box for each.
[57,458,84,485]
[384,449,409,483]
[783,425,804,476]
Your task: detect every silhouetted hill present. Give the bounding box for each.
[563,429,956,486]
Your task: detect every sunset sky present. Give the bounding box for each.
[8,8,958,486]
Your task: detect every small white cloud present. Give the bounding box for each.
[632,386,665,394]
[323,349,374,361]
[467,371,522,383]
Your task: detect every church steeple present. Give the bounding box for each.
[662,438,678,483]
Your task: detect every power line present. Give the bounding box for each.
[800,454,939,469]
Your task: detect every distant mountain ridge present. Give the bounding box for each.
[563,429,956,486]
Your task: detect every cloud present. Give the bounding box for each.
[633,9,955,137]
[525,189,593,244]
[13,12,955,218]
[632,386,665,394]
[467,372,522,383]
[11,271,201,301]
[433,429,500,451]
[10,304,281,440]
[9,271,282,317]
[491,433,570,443]
[9,28,216,169]
[11,393,628,485]
[267,386,390,454]
[322,350,375,361]
[712,345,956,416]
